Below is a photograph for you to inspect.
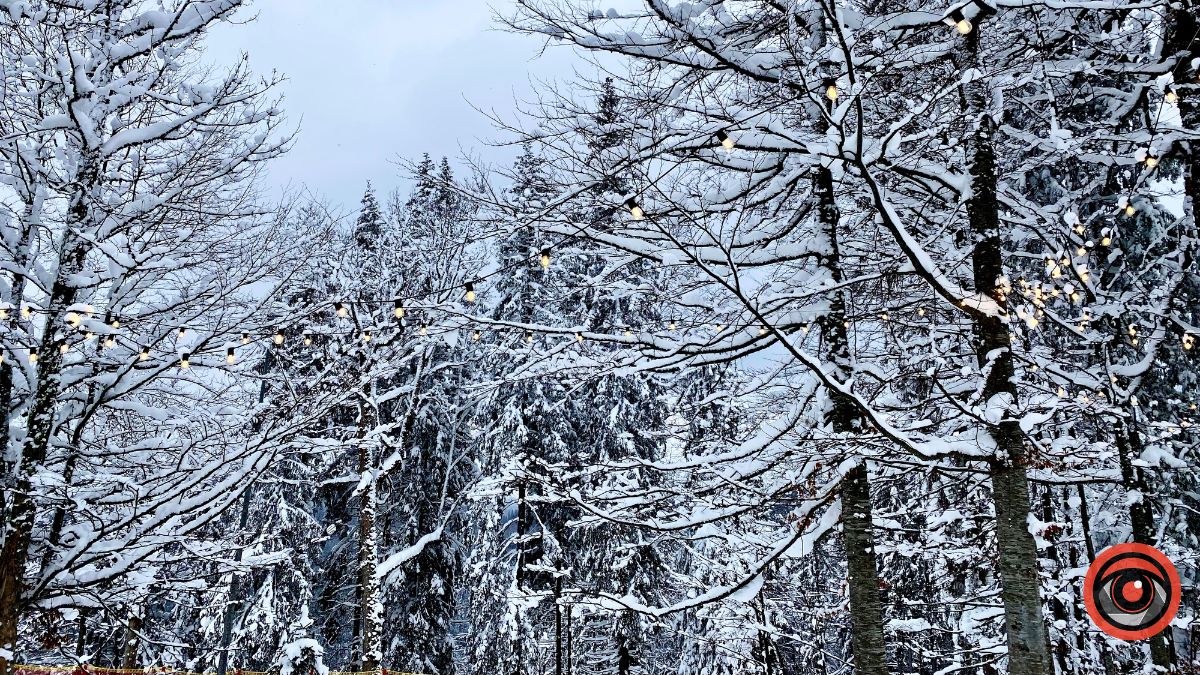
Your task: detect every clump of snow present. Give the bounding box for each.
[277,638,328,675]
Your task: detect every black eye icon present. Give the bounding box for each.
[1085,544,1180,641]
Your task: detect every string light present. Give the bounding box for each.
[110,316,121,329]
[84,331,95,341]
[465,282,476,303]
[180,352,191,369]
[525,331,534,344]
[139,346,150,361]
[624,197,644,221]
[103,335,115,349]
[66,311,82,328]
[668,320,677,330]
[1144,150,1159,168]
[303,331,313,346]
[362,331,372,343]
[59,343,69,354]
[273,329,285,345]
[715,128,735,151]
[335,302,348,318]
[948,9,972,34]
[472,330,481,341]
[540,248,551,270]
[575,332,584,342]
[0,305,9,320]
[1165,85,1179,103]
[28,348,38,364]
[241,332,250,345]
[419,324,429,336]
[1124,201,1136,217]
[822,77,838,101]
[917,308,926,317]
[226,347,236,365]
[20,305,32,320]
[177,328,186,340]
[1184,334,1195,350]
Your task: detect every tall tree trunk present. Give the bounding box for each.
[815,120,888,675]
[964,68,1052,671]
[0,187,93,675]
[120,614,142,670]
[216,488,254,675]
[357,393,382,672]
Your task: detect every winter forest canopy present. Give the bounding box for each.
[0,1,1197,675]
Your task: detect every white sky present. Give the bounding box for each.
[205,0,582,212]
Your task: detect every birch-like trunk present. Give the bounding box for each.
[356,392,382,672]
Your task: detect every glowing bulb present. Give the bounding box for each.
[419,324,428,336]
[1073,224,1085,235]
[273,329,284,345]
[624,197,644,221]
[624,328,633,337]
[668,321,677,330]
[1076,246,1086,257]
[715,128,734,151]
[1184,334,1195,350]
[226,348,236,365]
[84,331,94,341]
[1165,85,1179,103]
[472,330,481,342]
[823,78,838,101]
[394,301,405,319]
[758,326,768,336]
[180,353,190,369]
[335,302,348,318]
[880,312,889,321]
[1144,152,1159,168]
[60,343,69,354]
[177,328,186,340]
[362,331,371,343]
[576,332,584,342]
[917,308,926,317]
[1056,387,1066,397]
[0,307,8,320]
[465,282,476,303]
[20,305,32,320]
[241,332,250,345]
[103,336,115,348]
[66,312,81,328]
[525,331,533,344]
[28,349,38,364]
[303,333,313,346]
[540,249,551,270]
[949,10,972,34]
[1101,235,1111,246]
[139,346,149,361]
[110,317,121,329]
[1124,203,1136,216]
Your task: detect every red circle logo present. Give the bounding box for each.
[1084,543,1180,640]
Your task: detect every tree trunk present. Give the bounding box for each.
[965,102,1052,674]
[216,488,254,675]
[357,393,381,673]
[121,614,142,670]
[815,123,888,675]
[841,463,888,675]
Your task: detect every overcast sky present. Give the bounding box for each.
[204,0,581,212]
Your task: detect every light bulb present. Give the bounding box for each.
[472,330,481,342]
[303,333,313,346]
[949,10,972,34]
[758,326,768,336]
[28,349,38,364]
[1101,235,1111,246]
[1057,387,1066,398]
[84,331,94,341]
[575,332,584,342]
[0,308,8,320]
[335,302,348,318]
[394,300,405,319]
[668,321,677,330]
[111,318,121,329]
[241,332,250,345]
[624,328,632,337]
[66,311,81,328]
[715,129,734,151]
[419,324,428,336]
[1124,203,1135,216]
[1076,246,1085,257]
[465,283,476,303]
[273,329,284,345]
[823,78,838,101]
[226,348,236,365]
[103,337,115,348]
[20,305,31,319]
[177,328,186,339]
[525,331,533,344]
[60,343,69,354]
[362,332,371,342]
[624,197,644,221]
[180,353,190,369]
[917,308,926,317]
[139,347,149,361]
[1165,85,1179,103]
[1144,152,1159,168]
[540,249,551,270]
